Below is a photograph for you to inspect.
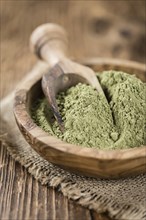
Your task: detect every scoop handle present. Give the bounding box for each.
[30,23,68,66]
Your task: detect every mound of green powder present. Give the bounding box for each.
[32,71,146,150]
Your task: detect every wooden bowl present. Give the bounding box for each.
[14,58,146,179]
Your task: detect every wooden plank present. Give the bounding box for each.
[0,144,73,219]
[0,143,109,220]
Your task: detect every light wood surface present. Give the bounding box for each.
[1,1,145,219]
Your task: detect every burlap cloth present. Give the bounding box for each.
[0,62,146,220]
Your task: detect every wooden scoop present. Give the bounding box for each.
[30,23,104,131]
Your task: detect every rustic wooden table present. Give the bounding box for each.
[0,1,145,220]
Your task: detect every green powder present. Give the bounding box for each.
[31,70,146,150]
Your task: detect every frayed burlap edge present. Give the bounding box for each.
[0,62,146,220]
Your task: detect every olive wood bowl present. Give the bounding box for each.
[14,58,146,179]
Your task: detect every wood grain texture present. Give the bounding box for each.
[0,143,99,220]
[1,1,145,220]
[1,1,145,98]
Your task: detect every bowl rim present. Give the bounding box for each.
[13,58,146,162]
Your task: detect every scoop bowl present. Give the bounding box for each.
[13,58,146,179]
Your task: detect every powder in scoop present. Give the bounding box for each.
[32,71,146,150]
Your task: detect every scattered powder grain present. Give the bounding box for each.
[32,71,146,150]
